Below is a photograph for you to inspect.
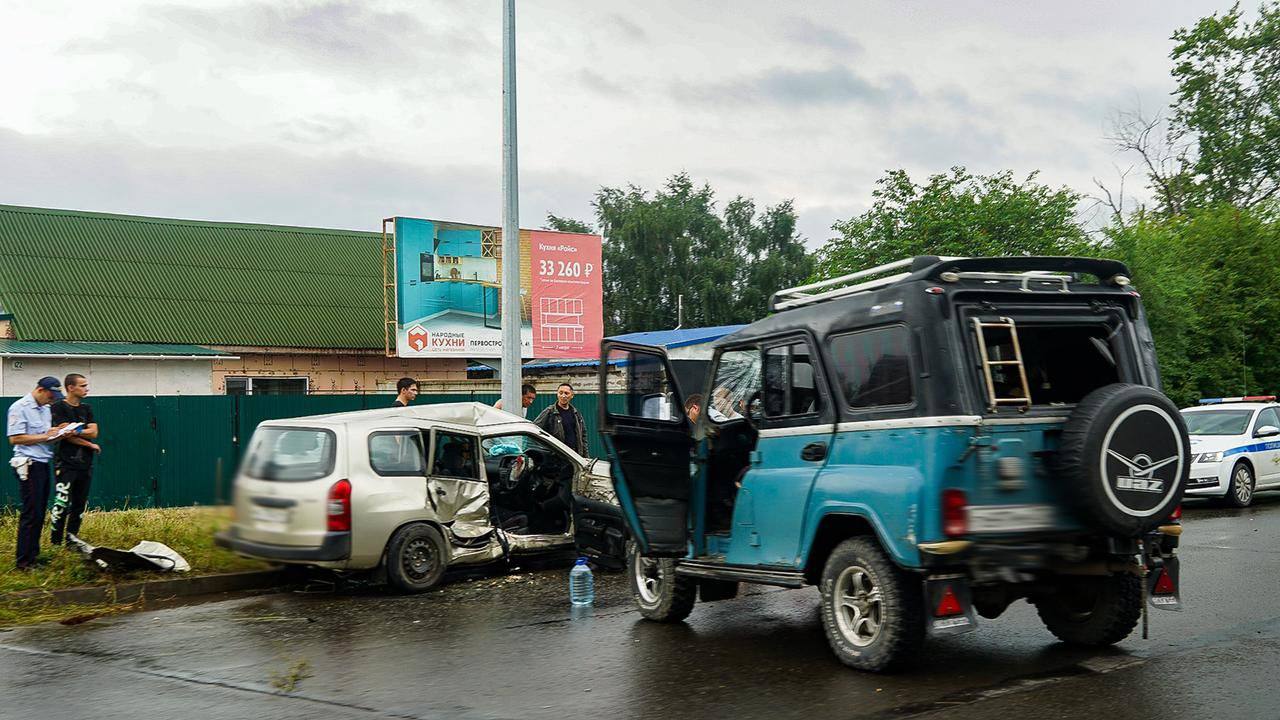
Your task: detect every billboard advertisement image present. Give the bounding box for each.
[390,217,603,359]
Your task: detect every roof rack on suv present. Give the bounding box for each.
[770,257,963,311]
[770,256,1134,312]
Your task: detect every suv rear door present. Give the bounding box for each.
[235,424,341,547]
[599,341,692,557]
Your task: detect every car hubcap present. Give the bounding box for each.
[834,565,883,647]
[633,550,662,604]
[1235,468,1253,504]
[403,538,437,581]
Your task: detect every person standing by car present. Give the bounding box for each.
[393,377,419,407]
[534,383,588,456]
[684,393,704,424]
[50,373,100,546]
[6,377,68,570]
[494,383,537,417]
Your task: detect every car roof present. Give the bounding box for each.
[1181,403,1276,412]
[258,401,535,435]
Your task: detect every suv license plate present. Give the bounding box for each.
[250,506,290,532]
[968,504,1056,533]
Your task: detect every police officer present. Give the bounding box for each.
[6,377,68,570]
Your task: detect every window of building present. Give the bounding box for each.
[829,326,913,409]
[224,377,309,396]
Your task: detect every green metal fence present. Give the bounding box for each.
[0,392,617,511]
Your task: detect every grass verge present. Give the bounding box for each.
[0,505,270,626]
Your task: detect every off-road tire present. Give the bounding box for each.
[819,537,924,672]
[1057,383,1190,536]
[1034,573,1142,647]
[385,524,449,594]
[698,579,740,602]
[628,541,696,622]
[1225,461,1255,508]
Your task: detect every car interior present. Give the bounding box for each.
[482,435,574,536]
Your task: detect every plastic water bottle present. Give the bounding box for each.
[569,557,595,606]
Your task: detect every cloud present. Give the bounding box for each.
[577,69,630,98]
[608,14,650,43]
[674,65,917,107]
[66,1,494,85]
[276,115,367,144]
[782,17,863,55]
[0,126,597,235]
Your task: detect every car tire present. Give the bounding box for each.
[628,541,696,622]
[1056,383,1190,536]
[819,537,924,672]
[698,579,740,602]
[1225,461,1255,508]
[1033,573,1142,647]
[385,523,449,594]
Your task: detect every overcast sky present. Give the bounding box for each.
[0,0,1231,248]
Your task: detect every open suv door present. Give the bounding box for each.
[598,341,692,557]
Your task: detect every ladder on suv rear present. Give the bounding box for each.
[972,317,1033,412]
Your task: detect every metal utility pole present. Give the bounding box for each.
[499,0,521,415]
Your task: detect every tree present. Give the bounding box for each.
[1170,2,1280,210]
[1105,205,1280,406]
[815,167,1091,279]
[593,173,811,334]
[1106,3,1279,215]
[543,213,594,234]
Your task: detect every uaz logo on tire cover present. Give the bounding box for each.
[1100,404,1183,516]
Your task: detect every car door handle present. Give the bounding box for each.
[801,442,828,462]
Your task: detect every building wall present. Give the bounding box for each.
[212,352,468,394]
[0,357,213,396]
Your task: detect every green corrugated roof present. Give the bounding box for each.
[0,340,231,357]
[0,204,384,349]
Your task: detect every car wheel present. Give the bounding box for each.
[819,537,924,672]
[385,524,449,593]
[1226,461,1255,508]
[628,541,696,622]
[1033,573,1141,646]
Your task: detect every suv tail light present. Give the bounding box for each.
[1169,504,1182,521]
[942,489,968,537]
[327,479,352,532]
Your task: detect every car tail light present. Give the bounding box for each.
[1169,504,1182,521]
[327,479,352,532]
[935,585,964,617]
[942,489,968,537]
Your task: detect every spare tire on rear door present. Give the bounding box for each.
[1056,383,1189,536]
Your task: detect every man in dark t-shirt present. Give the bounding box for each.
[393,377,419,407]
[533,383,588,457]
[50,373,100,545]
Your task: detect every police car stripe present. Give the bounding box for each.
[1223,440,1280,457]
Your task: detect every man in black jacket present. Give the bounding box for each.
[50,373,99,545]
[533,383,588,457]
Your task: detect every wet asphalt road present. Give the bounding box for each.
[3,496,1280,720]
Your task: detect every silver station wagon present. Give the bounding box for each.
[216,403,626,591]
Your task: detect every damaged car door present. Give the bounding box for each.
[425,429,494,544]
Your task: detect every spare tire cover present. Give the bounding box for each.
[1057,383,1190,536]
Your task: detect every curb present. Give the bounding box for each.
[3,568,300,607]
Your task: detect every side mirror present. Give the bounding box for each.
[1256,425,1280,438]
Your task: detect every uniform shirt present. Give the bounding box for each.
[6,394,53,462]
[52,400,95,469]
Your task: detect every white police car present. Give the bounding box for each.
[1180,396,1280,507]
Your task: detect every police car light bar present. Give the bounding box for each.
[1198,396,1277,405]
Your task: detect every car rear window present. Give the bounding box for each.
[243,427,336,482]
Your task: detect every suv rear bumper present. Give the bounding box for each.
[215,527,351,562]
[917,527,1181,570]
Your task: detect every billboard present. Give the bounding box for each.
[391,217,603,358]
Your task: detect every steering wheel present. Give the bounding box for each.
[497,453,532,492]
